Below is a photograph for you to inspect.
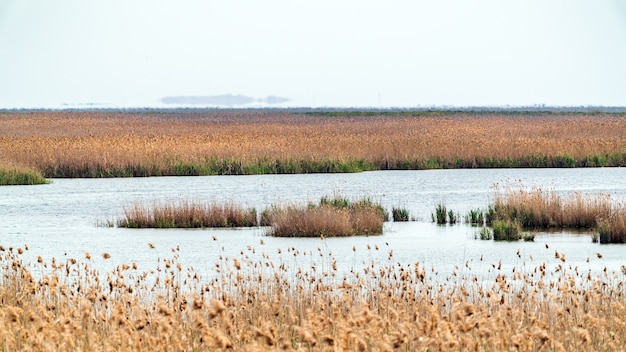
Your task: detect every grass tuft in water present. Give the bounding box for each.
[432,203,448,225]
[448,209,458,224]
[391,207,410,222]
[465,208,485,225]
[117,200,258,228]
[265,196,386,237]
[475,226,493,240]
[0,167,49,186]
[492,220,522,241]
[597,215,626,244]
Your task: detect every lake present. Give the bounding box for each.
[1,168,625,281]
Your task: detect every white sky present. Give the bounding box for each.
[1,0,625,108]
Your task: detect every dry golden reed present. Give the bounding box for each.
[118,200,257,228]
[1,242,624,351]
[489,186,626,242]
[264,196,386,237]
[1,111,625,176]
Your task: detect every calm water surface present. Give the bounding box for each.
[1,169,625,280]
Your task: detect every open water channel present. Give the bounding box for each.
[1,168,625,282]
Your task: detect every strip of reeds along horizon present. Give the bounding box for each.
[264,196,386,237]
[487,187,626,243]
[1,243,624,351]
[2,111,626,177]
[117,200,257,228]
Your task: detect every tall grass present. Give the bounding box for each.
[2,111,626,177]
[490,187,613,228]
[491,220,521,241]
[447,209,458,224]
[597,214,626,244]
[391,207,410,221]
[432,203,447,224]
[465,208,484,225]
[117,200,257,228]
[0,243,624,351]
[264,196,386,237]
[0,167,48,185]
[488,187,626,243]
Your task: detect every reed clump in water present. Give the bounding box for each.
[391,207,410,221]
[432,203,459,224]
[487,187,626,243]
[432,202,448,224]
[465,208,484,225]
[117,200,258,228]
[0,243,624,351]
[489,187,615,228]
[491,219,522,241]
[0,163,49,186]
[597,214,626,244]
[265,196,386,237]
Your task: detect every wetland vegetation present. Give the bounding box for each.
[117,200,258,228]
[263,196,386,237]
[486,187,626,243]
[3,109,625,350]
[0,164,48,186]
[424,187,626,243]
[1,110,625,181]
[113,186,626,242]
[0,243,624,351]
[117,196,387,237]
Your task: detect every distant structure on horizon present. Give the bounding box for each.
[161,94,290,106]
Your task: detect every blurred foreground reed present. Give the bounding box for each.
[1,243,624,351]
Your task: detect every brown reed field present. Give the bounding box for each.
[263,196,387,237]
[1,243,625,351]
[487,187,626,243]
[117,200,258,228]
[1,110,625,177]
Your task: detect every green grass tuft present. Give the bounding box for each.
[432,203,447,225]
[492,220,522,241]
[391,207,410,222]
[465,209,485,225]
[475,227,493,240]
[0,168,49,186]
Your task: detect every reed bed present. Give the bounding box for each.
[1,243,625,351]
[117,200,257,228]
[487,187,626,243]
[1,111,625,177]
[264,196,386,237]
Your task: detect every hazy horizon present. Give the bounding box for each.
[1,1,625,109]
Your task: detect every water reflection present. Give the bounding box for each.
[1,169,625,280]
